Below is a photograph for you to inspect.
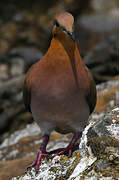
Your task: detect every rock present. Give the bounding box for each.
[10,58,25,77]
[83,36,119,83]
[83,0,119,33]
[0,0,91,57]
[80,13,119,32]
[0,74,28,134]
[75,0,119,57]
[0,80,119,179]
[91,0,118,12]
[0,47,42,134]
[0,64,9,81]
[10,47,43,68]
[0,157,34,180]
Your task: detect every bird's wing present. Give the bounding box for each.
[23,71,32,113]
[85,67,97,114]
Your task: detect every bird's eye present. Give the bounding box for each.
[55,21,60,27]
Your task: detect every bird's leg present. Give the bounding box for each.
[28,134,49,172]
[52,132,82,157]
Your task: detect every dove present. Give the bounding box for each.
[23,12,97,172]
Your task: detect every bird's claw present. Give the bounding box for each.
[52,146,73,158]
[28,151,49,173]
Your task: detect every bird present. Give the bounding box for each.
[23,12,97,172]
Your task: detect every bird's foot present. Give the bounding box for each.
[27,150,49,173]
[52,145,74,158]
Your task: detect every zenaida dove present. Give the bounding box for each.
[23,12,97,172]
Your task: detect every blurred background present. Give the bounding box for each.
[0,0,119,145]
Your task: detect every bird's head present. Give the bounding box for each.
[52,12,75,41]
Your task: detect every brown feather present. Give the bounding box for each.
[23,78,31,112]
[23,65,36,113]
[85,67,97,114]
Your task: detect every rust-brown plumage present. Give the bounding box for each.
[23,12,97,171]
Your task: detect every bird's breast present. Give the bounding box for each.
[31,87,89,134]
[30,53,89,115]
[30,51,90,134]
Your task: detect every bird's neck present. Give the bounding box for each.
[46,36,83,88]
[47,36,77,56]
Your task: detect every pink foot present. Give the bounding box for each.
[27,134,49,173]
[28,150,49,172]
[52,145,74,157]
[52,132,82,158]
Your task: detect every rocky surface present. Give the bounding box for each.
[0,80,119,180]
[84,36,119,84]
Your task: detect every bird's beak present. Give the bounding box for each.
[67,31,75,41]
